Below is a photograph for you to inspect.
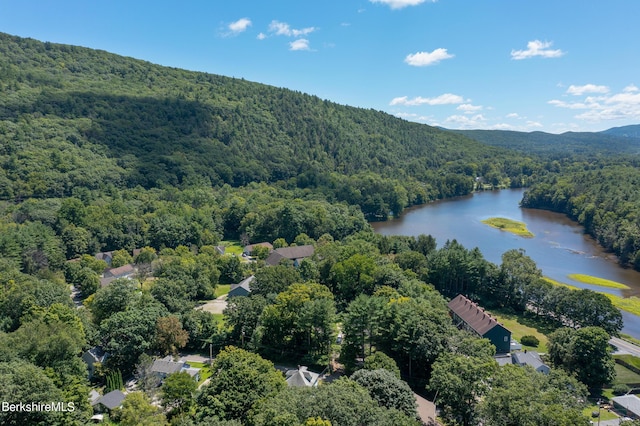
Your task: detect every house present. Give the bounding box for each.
[103,264,135,279]
[228,275,254,298]
[95,251,114,266]
[265,245,315,267]
[91,389,125,413]
[243,242,273,256]
[448,294,512,354]
[150,356,200,382]
[613,394,640,419]
[511,351,550,374]
[100,264,136,287]
[285,366,320,387]
[82,346,109,379]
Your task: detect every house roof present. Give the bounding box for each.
[613,395,640,417]
[151,358,184,375]
[84,346,108,363]
[285,366,320,387]
[448,294,507,336]
[244,242,273,253]
[93,390,125,409]
[512,351,547,371]
[274,245,315,260]
[105,264,135,277]
[265,245,315,266]
[95,251,114,261]
[230,275,254,295]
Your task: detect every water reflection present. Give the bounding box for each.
[371,189,640,338]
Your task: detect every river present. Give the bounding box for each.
[370,188,640,338]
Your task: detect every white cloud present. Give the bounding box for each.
[457,104,483,114]
[289,39,311,51]
[549,84,640,122]
[257,33,267,40]
[269,20,316,37]
[390,93,465,106]
[566,84,609,96]
[445,114,487,129]
[511,40,565,60]
[405,48,454,66]
[506,113,520,119]
[369,0,435,9]
[228,18,252,34]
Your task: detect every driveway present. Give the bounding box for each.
[195,294,228,314]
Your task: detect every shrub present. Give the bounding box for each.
[520,335,540,347]
[613,383,630,395]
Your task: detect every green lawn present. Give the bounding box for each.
[582,403,619,422]
[613,363,640,385]
[481,217,534,238]
[187,361,212,386]
[220,240,244,256]
[491,312,549,353]
[214,284,231,298]
[567,273,630,289]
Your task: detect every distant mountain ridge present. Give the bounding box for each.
[449,126,640,156]
[602,124,640,139]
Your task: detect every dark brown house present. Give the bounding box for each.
[448,294,511,354]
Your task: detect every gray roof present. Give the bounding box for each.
[274,245,315,260]
[104,264,135,278]
[266,245,315,266]
[613,395,640,417]
[493,354,513,367]
[285,366,319,387]
[512,351,548,372]
[93,390,125,409]
[244,242,273,253]
[229,275,254,295]
[84,346,108,363]
[448,294,508,336]
[151,358,184,375]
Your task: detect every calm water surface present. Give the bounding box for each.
[371,189,640,338]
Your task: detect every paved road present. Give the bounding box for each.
[610,337,640,358]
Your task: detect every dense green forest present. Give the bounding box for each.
[0,32,637,425]
[0,32,548,220]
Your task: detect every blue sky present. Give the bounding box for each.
[1,0,639,133]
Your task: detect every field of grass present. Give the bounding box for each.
[214,284,231,298]
[604,294,640,316]
[491,312,549,353]
[613,362,640,385]
[220,240,243,256]
[544,276,640,316]
[481,217,534,238]
[542,276,579,290]
[567,274,630,289]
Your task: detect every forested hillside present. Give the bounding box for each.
[0,32,544,219]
